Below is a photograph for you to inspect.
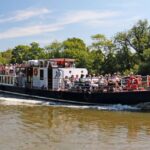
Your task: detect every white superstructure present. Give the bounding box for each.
[53,68,88,90]
[0,58,88,90]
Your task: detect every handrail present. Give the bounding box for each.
[0,75,16,86]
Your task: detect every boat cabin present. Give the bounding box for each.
[0,58,88,90]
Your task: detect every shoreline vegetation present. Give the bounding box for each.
[0,19,150,75]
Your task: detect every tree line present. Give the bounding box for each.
[0,19,150,75]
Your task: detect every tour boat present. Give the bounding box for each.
[0,58,150,105]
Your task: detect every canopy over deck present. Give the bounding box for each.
[49,58,75,67]
[49,58,75,62]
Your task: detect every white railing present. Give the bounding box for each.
[0,75,16,86]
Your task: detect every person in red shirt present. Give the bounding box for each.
[127,74,139,91]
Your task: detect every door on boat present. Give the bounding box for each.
[26,67,33,88]
[48,68,53,89]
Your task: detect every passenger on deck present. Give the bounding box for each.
[70,75,75,87]
[127,73,139,90]
[63,76,71,89]
[84,74,92,91]
[91,74,99,90]
[79,74,85,83]
[75,75,79,82]
[98,75,108,92]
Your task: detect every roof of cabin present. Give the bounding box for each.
[49,58,75,62]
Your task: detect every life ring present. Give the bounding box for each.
[33,68,38,76]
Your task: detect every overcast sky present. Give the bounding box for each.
[0,0,149,50]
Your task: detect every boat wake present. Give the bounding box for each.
[0,93,150,111]
[63,104,140,111]
[0,97,46,106]
[0,94,145,112]
[135,102,150,111]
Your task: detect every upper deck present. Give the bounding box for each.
[28,58,75,68]
[48,58,75,68]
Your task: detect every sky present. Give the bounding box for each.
[0,0,149,50]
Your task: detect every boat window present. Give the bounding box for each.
[40,61,44,67]
[44,61,48,67]
[40,69,44,80]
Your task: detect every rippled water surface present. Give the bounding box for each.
[0,94,150,150]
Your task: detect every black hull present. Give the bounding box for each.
[0,85,150,105]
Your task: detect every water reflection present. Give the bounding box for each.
[0,104,150,150]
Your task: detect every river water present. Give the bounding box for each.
[0,94,150,150]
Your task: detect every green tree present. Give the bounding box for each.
[11,45,30,63]
[90,34,115,74]
[114,32,136,74]
[122,20,150,61]
[138,48,150,75]
[0,49,12,64]
[28,42,45,60]
[62,37,90,68]
[113,20,150,74]
[101,51,118,74]
[63,37,87,51]
[45,40,62,58]
[11,42,45,63]
[91,34,114,55]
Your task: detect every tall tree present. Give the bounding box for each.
[129,20,150,56]
[138,48,150,75]
[45,40,62,58]
[63,37,87,51]
[114,32,135,73]
[29,42,45,60]
[91,34,114,55]
[62,37,90,68]
[90,34,115,74]
[0,49,12,64]
[11,45,30,63]
[118,20,150,61]
[11,42,45,63]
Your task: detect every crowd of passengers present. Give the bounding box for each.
[63,73,148,92]
[63,73,123,92]
[0,64,148,92]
